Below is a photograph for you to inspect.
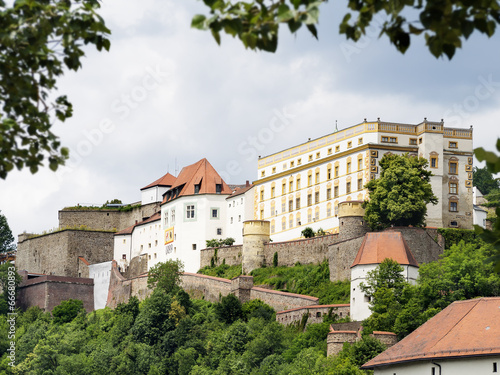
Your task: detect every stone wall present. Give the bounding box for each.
[106,261,151,309]
[387,227,444,264]
[328,236,366,282]
[17,275,94,312]
[181,273,232,302]
[17,230,114,277]
[58,202,159,232]
[327,330,359,356]
[250,287,318,312]
[276,304,350,326]
[200,234,337,270]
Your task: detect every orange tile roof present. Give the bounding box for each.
[362,297,500,369]
[140,172,176,190]
[351,232,418,268]
[227,183,254,199]
[162,158,232,204]
[114,212,161,236]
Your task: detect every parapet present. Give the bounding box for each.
[338,201,365,218]
[243,220,270,237]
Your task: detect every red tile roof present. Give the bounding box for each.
[351,232,418,268]
[227,183,254,199]
[362,297,500,369]
[140,172,176,190]
[162,159,232,204]
[114,212,161,236]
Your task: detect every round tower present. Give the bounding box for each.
[241,220,270,274]
[338,201,369,240]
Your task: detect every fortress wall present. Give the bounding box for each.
[250,287,318,312]
[58,202,159,232]
[328,236,366,282]
[387,227,444,264]
[181,273,232,302]
[276,304,350,326]
[17,230,114,277]
[17,276,94,312]
[200,245,243,268]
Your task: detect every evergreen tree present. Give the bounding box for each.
[363,153,438,230]
[0,210,15,253]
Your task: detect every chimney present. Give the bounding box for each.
[246,180,250,187]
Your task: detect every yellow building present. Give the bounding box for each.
[254,119,473,241]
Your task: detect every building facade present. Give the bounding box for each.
[254,119,473,241]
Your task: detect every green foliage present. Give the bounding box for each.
[198,263,243,279]
[338,335,386,368]
[484,189,500,209]
[273,251,279,267]
[147,259,184,293]
[206,237,236,248]
[473,166,500,195]
[215,294,244,324]
[475,139,500,272]
[437,228,478,249]
[242,299,275,321]
[301,227,315,238]
[192,0,498,59]
[364,153,438,230]
[0,262,21,315]
[316,228,327,236]
[0,0,110,179]
[52,299,85,324]
[0,211,15,253]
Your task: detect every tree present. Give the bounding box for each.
[474,139,500,272]
[0,0,110,179]
[301,227,315,238]
[363,153,438,230]
[192,0,500,59]
[147,259,184,293]
[215,293,244,324]
[0,211,15,253]
[473,166,500,195]
[52,299,85,324]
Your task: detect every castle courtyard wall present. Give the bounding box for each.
[17,230,114,277]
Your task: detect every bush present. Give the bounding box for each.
[52,299,85,324]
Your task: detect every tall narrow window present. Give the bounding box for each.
[358,178,363,190]
[315,191,320,204]
[282,183,286,195]
[289,200,293,212]
[307,194,312,206]
[450,201,458,212]
[334,186,339,198]
[335,166,339,177]
[358,158,363,170]
[260,190,264,201]
[194,184,200,194]
[347,162,351,173]
[308,174,312,186]
[296,178,301,190]
[327,188,331,200]
[327,168,332,179]
[346,182,351,194]
[449,161,458,174]
[315,172,320,184]
[449,182,458,194]
[430,157,438,168]
[216,184,222,194]
[296,197,301,209]
[271,186,275,198]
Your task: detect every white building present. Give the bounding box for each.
[362,297,500,375]
[254,119,474,242]
[473,186,488,229]
[350,232,419,321]
[140,172,176,205]
[225,182,255,244]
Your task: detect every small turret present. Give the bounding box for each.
[241,220,270,274]
[338,201,369,240]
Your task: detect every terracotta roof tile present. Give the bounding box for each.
[140,172,176,190]
[362,297,500,368]
[351,232,418,268]
[114,212,161,236]
[162,159,232,204]
[227,183,254,199]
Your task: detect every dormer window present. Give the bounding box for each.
[216,184,222,194]
[194,184,200,194]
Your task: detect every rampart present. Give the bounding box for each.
[17,230,114,277]
[58,202,159,232]
[276,304,350,326]
[17,274,94,312]
[200,234,337,269]
[326,327,397,356]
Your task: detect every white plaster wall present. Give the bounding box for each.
[88,261,112,310]
[141,186,170,205]
[226,187,254,244]
[130,219,161,262]
[474,207,487,229]
[374,356,500,375]
[114,234,131,270]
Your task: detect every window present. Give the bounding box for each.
[308,174,312,186]
[289,180,293,192]
[335,166,339,177]
[282,183,286,195]
[308,210,312,223]
[449,182,458,194]
[409,138,417,145]
[327,205,332,216]
[335,145,340,152]
[289,200,293,211]
[192,244,197,250]
[155,240,158,246]
[493,362,497,372]
[212,208,219,218]
[272,167,276,173]
[290,161,295,167]
[271,186,275,198]
[419,137,423,144]
[450,201,458,212]
[282,219,286,231]
[358,137,363,144]
[347,162,351,173]
[260,190,264,201]
[282,202,286,213]
[328,148,332,155]
[449,141,458,148]
[315,172,320,184]
[347,141,352,148]
[315,191,319,204]
[194,184,200,194]
[296,197,301,209]
[449,161,458,174]
[122,254,126,260]
[260,209,264,219]
[389,137,397,143]
[450,221,458,227]
[382,136,389,142]
[431,367,436,375]
[216,184,222,194]
[334,186,339,198]
[271,222,275,233]
[186,205,195,219]
[261,171,265,177]
[289,216,293,228]
[327,168,332,179]
[346,182,351,194]
[358,158,363,170]
[230,217,233,224]
[217,228,222,235]
[307,194,312,206]
[238,215,241,222]
[334,205,339,216]
[430,156,438,168]
[297,158,302,165]
[327,188,331,200]
[309,154,313,161]
[296,178,301,190]
[315,208,319,220]
[171,210,175,223]
[358,178,363,190]
[316,152,320,159]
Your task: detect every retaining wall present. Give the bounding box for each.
[276,304,350,326]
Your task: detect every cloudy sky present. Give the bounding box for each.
[1,0,500,239]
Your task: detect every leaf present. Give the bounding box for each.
[306,24,318,39]
[191,14,207,30]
